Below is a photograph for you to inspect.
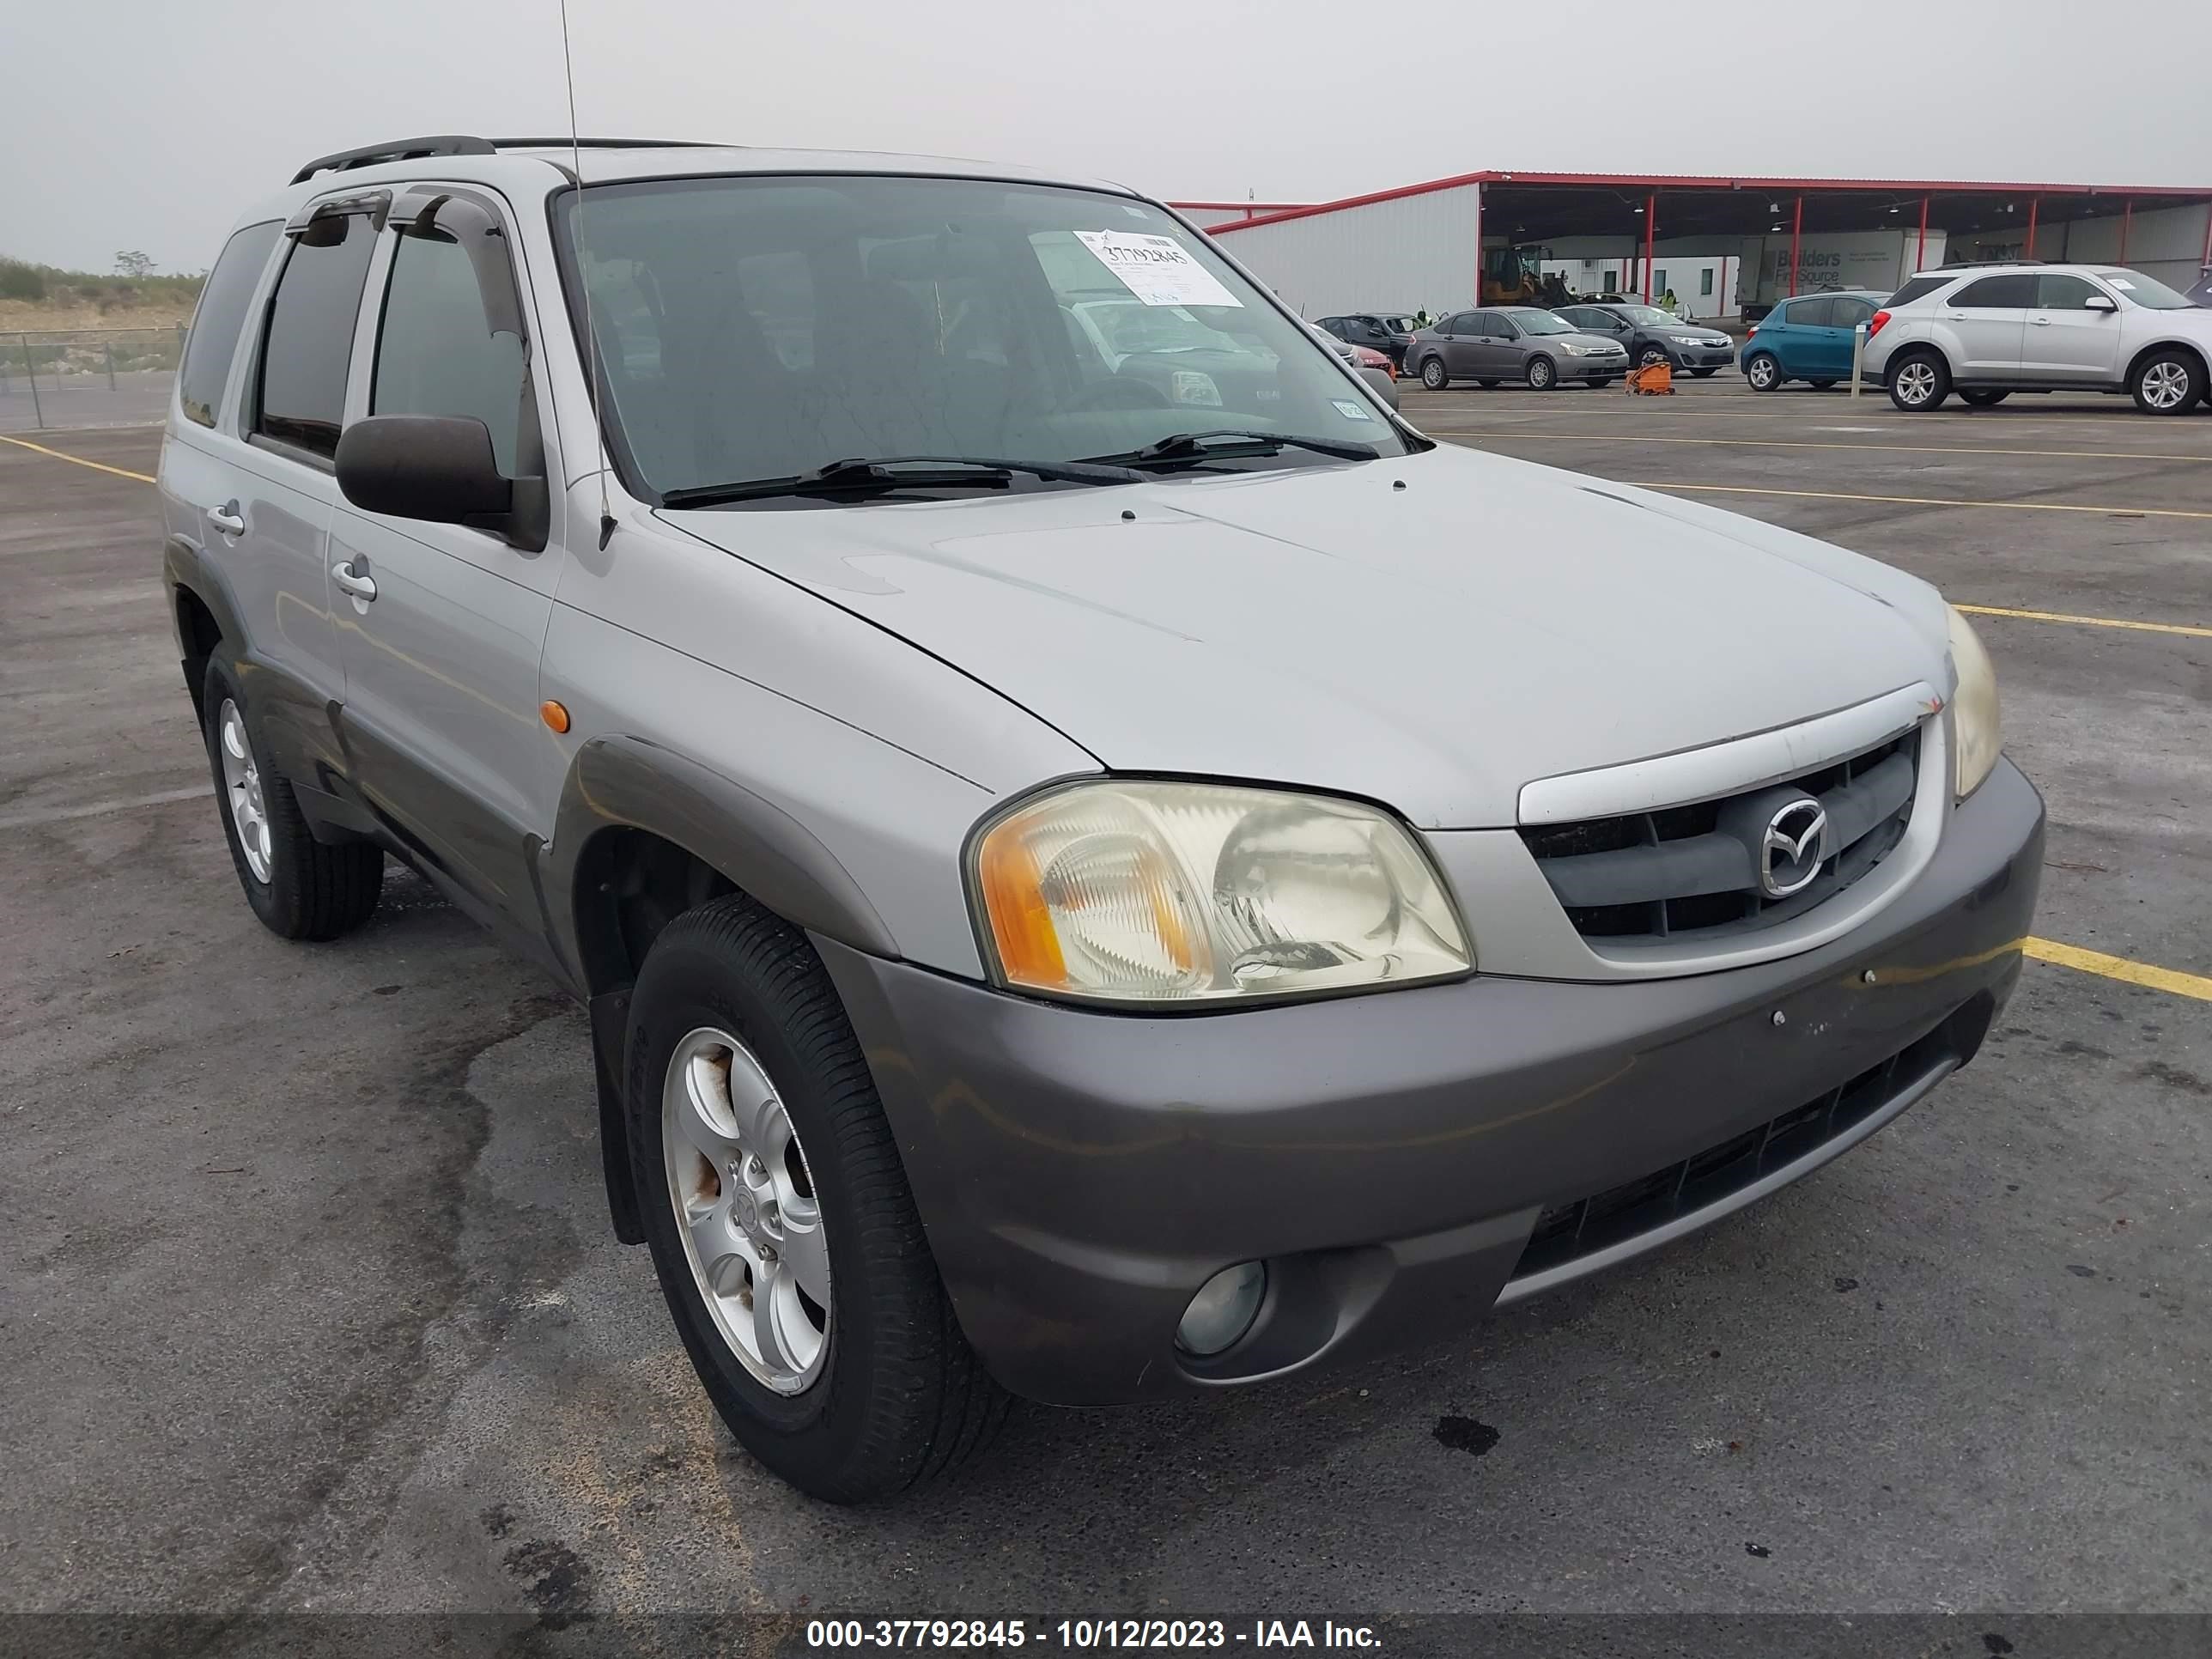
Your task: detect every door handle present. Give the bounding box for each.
[208,501,246,536]
[2029,317,2053,326]
[331,560,379,603]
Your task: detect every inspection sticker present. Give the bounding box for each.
[1075,230,1241,308]
[1331,398,1375,421]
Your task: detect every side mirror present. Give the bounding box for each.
[2083,295,2118,313]
[337,415,545,550]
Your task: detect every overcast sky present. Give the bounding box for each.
[5,0,2209,273]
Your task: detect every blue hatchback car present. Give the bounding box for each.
[1741,291,1886,390]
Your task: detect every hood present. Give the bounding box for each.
[661,447,1949,828]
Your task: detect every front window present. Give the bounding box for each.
[2096,270,2195,310]
[554,174,1407,500]
[1504,309,1576,335]
[1374,314,1415,333]
[1610,305,1676,326]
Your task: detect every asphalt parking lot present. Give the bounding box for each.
[3,386,2208,1648]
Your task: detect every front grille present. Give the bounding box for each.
[1520,727,1920,945]
[1508,1023,1953,1285]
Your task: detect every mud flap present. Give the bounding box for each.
[590,989,647,1245]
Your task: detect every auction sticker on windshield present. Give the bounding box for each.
[1076,231,1241,308]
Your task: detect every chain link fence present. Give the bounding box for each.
[0,325,185,432]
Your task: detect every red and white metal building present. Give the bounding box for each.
[1188,171,2212,319]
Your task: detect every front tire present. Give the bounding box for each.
[1419,356,1449,391]
[1638,345,1671,369]
[1526,356,1557,390]
[1959,388,2011,408]
[1690,367,1719,379]
[626,895,1009,1503]
[1887,351,1951,411]
[201,653,382,941]
[1744,353,1782,392]
[1476,379,1500,388]
[2131,349,2204,416]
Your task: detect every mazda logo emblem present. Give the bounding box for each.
[1760,799,1828,898]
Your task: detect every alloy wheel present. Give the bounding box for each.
[2141,360,2191,411]
[1895,361,1938,406]
[663,1025,831,1394]
[216,699,272,884]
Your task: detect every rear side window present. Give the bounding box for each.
[179,222,280,429]
[1832,296,1875,329]
[1790,298,1837,327]
[1445,313,1478,335]
[1948,275,2035,308]
[254,213,378,459]
[372,229,527,475]
[2036,274,2104,308]
[1885,275,1952,307]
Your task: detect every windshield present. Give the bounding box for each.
[2097,270,2197,310]
[1507,310,1576,335]
[1075,301,1241,356]
[554,174,1406,499]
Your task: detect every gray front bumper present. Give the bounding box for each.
[821,761,2044,1406]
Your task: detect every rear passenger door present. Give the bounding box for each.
[208,201,382,791]
[2021,273,2122,384]
[326,185,568,938]
[1939,274,2033,381]
[1829,295,1877,373]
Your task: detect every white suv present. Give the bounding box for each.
[1863,262,2212,415]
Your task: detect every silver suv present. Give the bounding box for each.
[1863,261,2212,414]
[161,136,2044,1502]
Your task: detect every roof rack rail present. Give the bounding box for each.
[292,135,497,185]
[488,137,728,152]
[293,135,726,185]
[1935,258,2047,269]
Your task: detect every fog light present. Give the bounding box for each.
[1175,1261,1266,1356]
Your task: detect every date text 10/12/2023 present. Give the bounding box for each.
[804,1620,1383,1650]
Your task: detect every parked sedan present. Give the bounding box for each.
[1316,312,1419,368]
[1406,307,1629,391]
[1557,302,1736,376]
[1737,291,1886,391]
[1306,320,1401,410]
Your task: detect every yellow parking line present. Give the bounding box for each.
[1632,478,2212,520]
[2027,938,2212,1003]
[1956,604,2212,640]
[1437,428,2209,465]
[0,433,157,483]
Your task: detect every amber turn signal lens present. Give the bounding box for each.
[975,825,1067,989]
[539,700,571,733]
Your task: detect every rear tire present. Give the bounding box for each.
[1959,388,2011,408]
[626,895,1010,1503]
[1526,356,1558,390]
[1477,379,1501,388]
[1419,356,1449,391]
[201,653,382,941]
[2130,349,2204,416]
[1744,353,1782,392]
[1690,367,1719,378]
[1808,379,1838,390]
[1887,351,1951,411]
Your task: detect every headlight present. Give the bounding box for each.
[1947,605,2002,798]
[1559,342,1594,356]
[1670,334,1703,345]
[969,780,1471,1006]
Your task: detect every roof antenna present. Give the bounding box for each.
[558,0,617,550]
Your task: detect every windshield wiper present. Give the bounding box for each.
[660,454,1143,508]
[1080,429,1381,470]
